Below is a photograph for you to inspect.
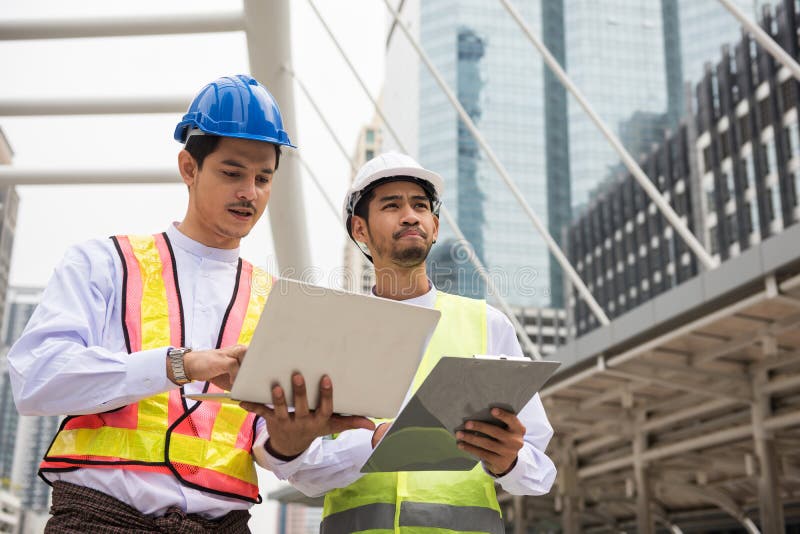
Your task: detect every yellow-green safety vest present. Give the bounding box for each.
[321,292,504,534]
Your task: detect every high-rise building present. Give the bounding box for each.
[567,1,800,335]
[1,287,57,526]
[567,1,774,210]
[0,129,17,334]
[342,117,382,295]
[678,0,770,88]
[384,0,567,307]
[565,0,679,212]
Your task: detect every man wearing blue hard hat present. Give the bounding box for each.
[8,75,370,532]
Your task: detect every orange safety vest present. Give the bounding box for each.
[39,233,272,503]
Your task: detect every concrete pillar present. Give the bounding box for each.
[560,442,581,534]
[751,337,785,534]
[633,412,655,534]
[512,495,526,534]
[243,0,312,274]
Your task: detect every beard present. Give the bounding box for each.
[390,240,432,267]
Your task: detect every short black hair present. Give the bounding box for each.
[184,134,282,170]
[352,177,435,221]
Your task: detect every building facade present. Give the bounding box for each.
[568,1,800,336]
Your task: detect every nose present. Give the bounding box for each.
[399,204,421,225]
[237,177,257,201]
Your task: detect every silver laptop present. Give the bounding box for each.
[186,278,441,419]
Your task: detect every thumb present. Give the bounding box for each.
[329,415,376,435]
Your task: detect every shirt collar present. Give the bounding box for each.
[166,222,240,263]
[371,279,437,309]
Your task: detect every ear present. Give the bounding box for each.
[432,214,440,243]
[350,215,370,246]
[178,149,198,188]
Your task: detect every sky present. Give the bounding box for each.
[0,0,386,530]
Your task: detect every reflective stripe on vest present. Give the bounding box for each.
[39,233,272,502]
[322,292,503,533]
[320,502,504,534]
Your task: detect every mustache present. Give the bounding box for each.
[226,201,256,211]
[393,227,427,239]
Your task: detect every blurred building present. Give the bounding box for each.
[342,117,381,294]
[567,1,800,336]
[0,128,17,336]
[0,286,55,531]
[0,489,20,534]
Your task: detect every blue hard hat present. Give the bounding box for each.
[174,74,296,148]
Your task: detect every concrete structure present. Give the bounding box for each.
[534,4,800,530]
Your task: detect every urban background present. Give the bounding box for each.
[2,0,800,532]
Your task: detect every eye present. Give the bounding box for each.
[415,202,430,210]
[256,175,271,185]
[222,170,240,178]
[382,203,398,210]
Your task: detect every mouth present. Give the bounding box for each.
[228,208,255,220]
[396,229,425,239]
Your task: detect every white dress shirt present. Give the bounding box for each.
[8,223,268,519]
[259,284,557,498]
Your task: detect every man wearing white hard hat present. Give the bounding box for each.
[259,152,556,533]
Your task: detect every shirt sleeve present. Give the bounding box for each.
[484,305,557,495]
[8,240,177,417]
[252,426,374,498]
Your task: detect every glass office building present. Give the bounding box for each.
[408,0,565,307]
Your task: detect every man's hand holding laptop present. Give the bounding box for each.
[241,372,376,459]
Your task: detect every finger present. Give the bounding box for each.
[239,401,274,418]
[292,373,310,417]
[464,421,507,441]
[456,430,510,455]
[315,375,333,419]
[210,376,234,392]
[490,408,525,434]
[456,440,499,464]
[225,358,241,385]
[329,415,376,434]
[271,384,290,420]
[227,344,248,362]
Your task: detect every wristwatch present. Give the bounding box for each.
[167,347,193,385]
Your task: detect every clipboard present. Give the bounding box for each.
[361,355,560,472]
[185,278,441,419]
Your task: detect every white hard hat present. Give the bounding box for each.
[342,151,445,236]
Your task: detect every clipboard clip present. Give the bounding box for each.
[472,354,531,361]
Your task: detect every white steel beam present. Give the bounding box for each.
[498,0,717,271]
[0,13,243,40]
[542,288,769,398]
[578,409,800,479]
[243,0,311,274]
[0,96,188,116]
[380,0,610,326]
[604,367,751,403]
[0,167,179,186]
